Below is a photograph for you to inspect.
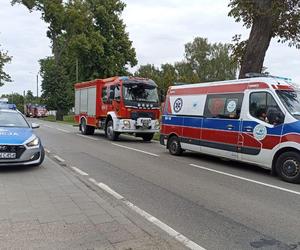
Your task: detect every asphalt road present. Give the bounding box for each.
[33,119,300,250]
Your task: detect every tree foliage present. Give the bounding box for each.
[12,0,137,119]
[229,0,300,78]
[135,37,237,93]
[0,46,12,87]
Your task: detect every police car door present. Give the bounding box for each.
[201,93,244,159]
[240,91,285,165]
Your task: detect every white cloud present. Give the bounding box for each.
[0,0,299,96]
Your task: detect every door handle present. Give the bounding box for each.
[244,126,253,132]
[227,124,234,130]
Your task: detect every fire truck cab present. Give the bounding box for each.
[74,76,160,141]
[161,76,300,183]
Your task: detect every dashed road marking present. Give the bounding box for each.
[190,164,300,196]
[54,155,65,163]
[112,143,159,157]
[71,166,89,176]
[44,148,51,154]
[56,128,71,133]
[88,178,205,250]
[76,134,100,141]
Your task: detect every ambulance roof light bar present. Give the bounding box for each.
[245,73,292,83]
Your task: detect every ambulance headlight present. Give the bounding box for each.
[155,120,160,129]
[123,120,130,129]
[26,137,40,147]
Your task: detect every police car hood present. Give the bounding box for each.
[0,127,33,145]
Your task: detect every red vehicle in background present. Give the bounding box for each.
[25,104,48,118]
[74,76,161,141]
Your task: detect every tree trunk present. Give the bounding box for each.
[239,0,273,79]
[56,108,64,121]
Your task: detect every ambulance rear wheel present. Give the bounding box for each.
[168,136,183,156]
[106,120,119,141]
[276,151,300,184]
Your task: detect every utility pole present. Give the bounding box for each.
[36,73,39,99]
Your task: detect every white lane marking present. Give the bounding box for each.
[54,155,65,163]
[44,148,51,154]
[43,124,55,129]
[56,128,71,133]
[76,134,100,141]
[71,166,89,176]
[112,143,159,157]
[190,164,300,196]
[88,178,205,250]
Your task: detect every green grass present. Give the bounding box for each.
[153,132,160,141]
[41,115,76,125]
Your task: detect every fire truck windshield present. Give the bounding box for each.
[123,83,159,103]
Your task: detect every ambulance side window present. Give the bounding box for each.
[102,87,108,103]
[249,92,284,125]
[204,93,243,119]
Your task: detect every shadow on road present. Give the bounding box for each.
[0,164,40,173]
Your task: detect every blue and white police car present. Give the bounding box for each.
[0,108,44,166]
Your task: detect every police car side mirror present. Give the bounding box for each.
[31,123,40,129]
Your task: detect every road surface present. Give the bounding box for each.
[35,119,300,250]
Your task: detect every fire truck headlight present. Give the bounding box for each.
[123,120,130,129]
[155,120,160,130]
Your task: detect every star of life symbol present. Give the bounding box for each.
[173,98,183,113]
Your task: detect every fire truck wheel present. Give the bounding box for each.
[168,136,183,156]
[81,119,95,135]
[106,120,119,141]
[141,133,154,142]
[276,151,300,184]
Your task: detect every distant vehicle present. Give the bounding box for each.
[0,108,44,166]
[25,104,48,118]
[74,76,160,141]
[161,75,300,183]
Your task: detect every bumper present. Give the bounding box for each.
[0,146,44,166]
[114,119,160,133]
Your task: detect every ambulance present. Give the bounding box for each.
[160,75,300,183]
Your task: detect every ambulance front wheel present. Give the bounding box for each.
[168,136,183,156]
[276,151,300,184]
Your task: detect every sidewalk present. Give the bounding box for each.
[0,156,186,250]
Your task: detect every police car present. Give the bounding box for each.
[0,108,44,166]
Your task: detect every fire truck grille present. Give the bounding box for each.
[131,112,154,120]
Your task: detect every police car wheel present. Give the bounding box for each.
[168,136,183,156]
[106,120,119,141]
[276,152,300,184]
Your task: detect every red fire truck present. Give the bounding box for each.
[25,104,48,118]
[74,76,161,141]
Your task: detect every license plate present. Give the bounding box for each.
[0,153,16,159]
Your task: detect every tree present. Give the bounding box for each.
[229,0,300,78]
[184,37,237,82]
[13,0,137,120]
[0,45,12,87]
[1,93,24,112]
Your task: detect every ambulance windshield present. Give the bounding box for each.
[123,82,159,103]
[277,90,300,118]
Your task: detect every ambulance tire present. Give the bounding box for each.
[168,136,183,156]
[106,120,119,141]
[276,151,300,184]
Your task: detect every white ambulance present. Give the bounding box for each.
[160,76,300,183]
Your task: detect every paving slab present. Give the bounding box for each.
[0,157,188,249]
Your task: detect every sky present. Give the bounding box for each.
[0,0,299,96]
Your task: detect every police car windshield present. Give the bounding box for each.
[0,111,29,128]
[123,83,159,102]
[277,90,300,117]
